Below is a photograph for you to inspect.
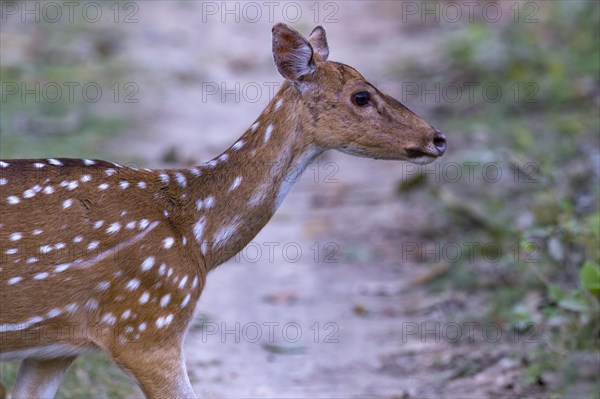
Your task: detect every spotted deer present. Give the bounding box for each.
[0,24,446,398]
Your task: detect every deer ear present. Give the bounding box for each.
[272,23,315,81]
[308,26,329,61]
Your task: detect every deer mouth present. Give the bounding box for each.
[403,147,440,165]
[405,147,441,158]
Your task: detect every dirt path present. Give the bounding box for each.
[113,2,535,398]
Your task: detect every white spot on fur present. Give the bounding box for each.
[181,293,191,308]
[105,169,116,176]
[163,237,175,249]
[0,161,10,168]
[65,303,78,313]
[264,124,273,143]
[229,176,243,191]
[205,196,215,208]
[0,178,6,185]
[85,299,98,310]
[139,322,147,331]
[274,98,283,110]
[83,159,95,166]
[232,140,245,150]
[8,276,23,285]
[81,175,92,183]
[126,279,140,290]
[175,172,187,187]
[98,183,108,190]
[62,199,73,209]
[48,158,62,166]
[34,272,49,280]
[55,264,70,273]
[250,121,260,132]
[119,181,129,189]
[47,308,62,318]
[139,292,150,304]
[121,310,131,320]
[97,281,110,290]
[137,181,147,189]
[178,276,188,290]
[7,196,20,205]
[160,294,171,307]
[155,314,173,328]
[159,173,170,183]
[106,222,121,234]
[73,236,82,243]
[102,313,116,325]
[40,245,53,254]
[43,186,54,194]
[189,167,201,176]
[9,232,22,241]
[141,256,155,271]
[193,217,206,241]
[93,220,104,229]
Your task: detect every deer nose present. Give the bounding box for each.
[433,132,447,155]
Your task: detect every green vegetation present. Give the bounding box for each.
[0,355,140,398]
[0,17,130,160]
[398,1,599,396]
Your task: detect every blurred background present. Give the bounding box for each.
[1,1,599,398]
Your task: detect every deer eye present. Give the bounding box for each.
[352,91,370,106]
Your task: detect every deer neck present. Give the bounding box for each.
[181,82,322,269]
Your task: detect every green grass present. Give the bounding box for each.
[1,355,141,398]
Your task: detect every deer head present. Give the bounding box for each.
[272,23,446,165]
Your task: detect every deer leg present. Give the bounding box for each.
[12,356,76,399]
[112,346,195,399]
